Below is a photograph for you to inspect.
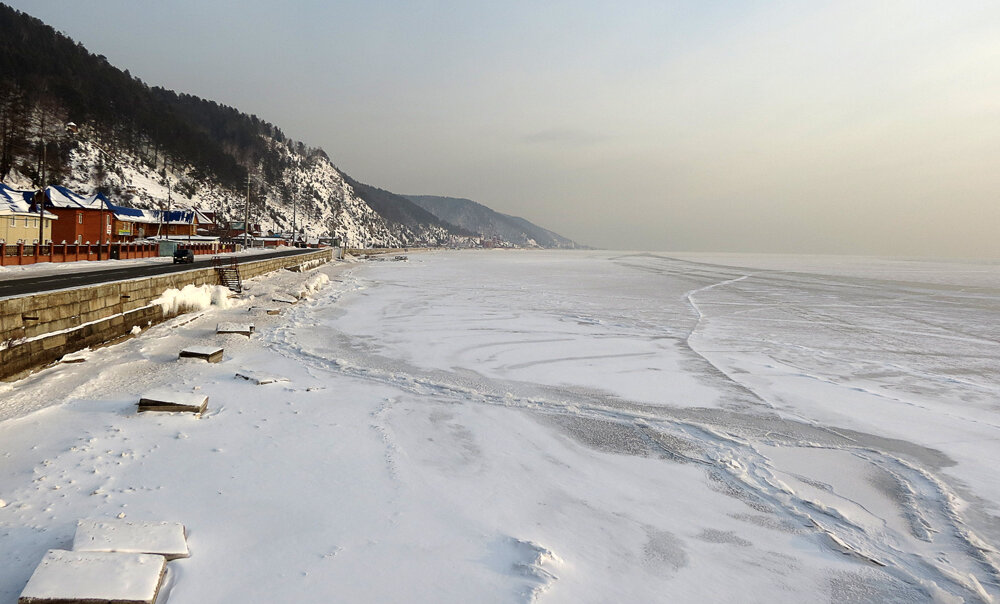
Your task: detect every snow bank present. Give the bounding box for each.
[151,284,238,315]
[296,272,329,298]
[295,257,327,272]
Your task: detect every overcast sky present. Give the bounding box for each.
[9,1,1000,257]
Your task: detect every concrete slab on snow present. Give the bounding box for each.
[216,322,254,336]
[178,345,223,363]
[235,369,289,385]
[73,519,189,560]
[137,390,208,414]
[18,549,166,604]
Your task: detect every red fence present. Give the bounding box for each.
[0,241,236,266]
[178,242,236,256]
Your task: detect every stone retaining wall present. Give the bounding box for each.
[0,249,332,381]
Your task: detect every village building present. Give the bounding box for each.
[3,183,219,245]
[160,209,199,238]
[0,184,57,243]
[40,185,113,244]
[105,205,195,240]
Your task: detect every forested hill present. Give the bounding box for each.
[0,4,260,190]
[0,4,443,246]
[0,4,575,248]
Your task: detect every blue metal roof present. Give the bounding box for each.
[107,201,144,218]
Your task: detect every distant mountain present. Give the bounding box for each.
[405,195,579,248]
[342,176,476,243]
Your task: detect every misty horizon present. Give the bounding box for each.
[7,1,1000,258]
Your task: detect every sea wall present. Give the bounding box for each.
[0,249,333,380]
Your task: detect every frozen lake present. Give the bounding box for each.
[1,250,998,602]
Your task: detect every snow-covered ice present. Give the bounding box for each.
[0,250,998,602]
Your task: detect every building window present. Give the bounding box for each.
[106,215,111,226]
[78,213,83,224]
[8,217,13,227]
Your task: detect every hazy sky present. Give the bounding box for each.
[9,1,1000,256]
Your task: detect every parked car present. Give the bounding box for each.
[173,248,195,264]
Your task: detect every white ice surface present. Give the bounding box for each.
[0,251,998,603]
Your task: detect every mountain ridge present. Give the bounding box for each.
[0,3,575,248]
[405,195,579,248]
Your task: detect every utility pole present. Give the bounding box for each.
[243,173,250,249]
[165,157,172,240]
[156,157,167,240]
[37,141,45,245]
[292,181,297,247]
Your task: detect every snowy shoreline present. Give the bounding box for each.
[1,250,998,602]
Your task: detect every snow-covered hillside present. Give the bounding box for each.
[2,131,407,248]
[0,5,531,251]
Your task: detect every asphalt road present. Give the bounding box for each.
[0,248,319,299]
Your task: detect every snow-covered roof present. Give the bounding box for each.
[0,183,33,214]
[0,184,57,218]
[2,183,204,225]
[108,202,157,224]
[107,202,195,225]
[44,185,108,210]
[194,209,214,225]
[163,209,197,225]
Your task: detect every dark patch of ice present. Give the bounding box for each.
[642,527,688,571]
[697,529,752,547]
